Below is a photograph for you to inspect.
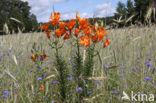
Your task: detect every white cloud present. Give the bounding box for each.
[22,0,68,22]
[94,3,116,17]
[22,0,116,22]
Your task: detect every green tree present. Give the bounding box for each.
[0,0,38,33]
[115,1,127,19]
[127,0,135,16]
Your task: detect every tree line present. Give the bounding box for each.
[0,0,156,34]
[0,0,38,34]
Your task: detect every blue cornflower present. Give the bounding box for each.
[145,62,152,66]
[114,91,119,94]
[40,57,43,61]
[67,77,72,81]
[120,66,126,69]
[8,49,12,52]
[51,81,58,84]
[3,91,9,95]
[145,77,151,81]
[149,58,152,61]
[77,87,83,92]
[137,56,141,59]
[37,77,42,81]
[152,83,156,86]
[131,67,135,70]
[36,64,41,69]
[146,53,150,56]
[105,65,109,69]
[43,73,46,76]
[87,91,92,94]
[1,95,7,98]
[71,73,75,76]
[119,74,123,77]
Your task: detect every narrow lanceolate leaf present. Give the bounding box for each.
[45,75,55,80]
[85,77,106,81]
[13,55,18,65]
[10,17,23,24]
[4,70,17,81]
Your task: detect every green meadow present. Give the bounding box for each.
[0,25,156,103]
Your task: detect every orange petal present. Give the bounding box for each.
[104,39,110,48]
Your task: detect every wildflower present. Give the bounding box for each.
[83,28,92,36]
[66,19,76,33]
[87,91,92,94]
[3,91,9,95]
[75,28,80,37]
[46,31,51,38]
[29,54,37,62]
[79,36,90,46]
[146,53,150,56]
[40,85,45,91]
[105,65,109,69]
[103,39,110,48]
[37,77,42,81]
[71,73,75,76]
[145,77,151,81]
[148,58,152,61]
[43,73,46,76]
[36,64,41,69]
[120,66,126,69]
[40,50,48,61]
[40,23,49,31]
[1,95,7,98]
[145,62,152,66]
[137,56,141,59]
[152,83,156,86]
[8,49,12,52]
[55,29,62,38]
[131,67,135,70]
[67,77,72,81]
[76,12,81,21]
[51,81,58,84]
[64,33,70,40]
[114,91,119,94]
[15,83,19,87]
[77,87,83,92]
[59,22,66,29]
[119,74,123,77]
[49,12,60,27]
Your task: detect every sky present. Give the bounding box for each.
[22,0,127,22]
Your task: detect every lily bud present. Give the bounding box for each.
[100,21,103,27]
[95,22,98,30]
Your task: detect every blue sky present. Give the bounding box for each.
[22,0,127,22]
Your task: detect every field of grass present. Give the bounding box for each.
[0,25,156,103]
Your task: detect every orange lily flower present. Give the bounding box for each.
[66,19,76,32]
[55,29,62,38]
[59,22,66,29]
[46,31,51,39]
[40,23,49,31]
[40,85,45,91]
[40,50,48,60]
[64,33,70,40]
[79,18,91,30]
[29,54,37,62]
[83,28,92,36]
[49,12,61,27]
[91,35,98,43]
[79,36,90,46]
[104,39,110,48]
[76,12,81,21]
[60,29,66,36]
[75,28,80,37]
